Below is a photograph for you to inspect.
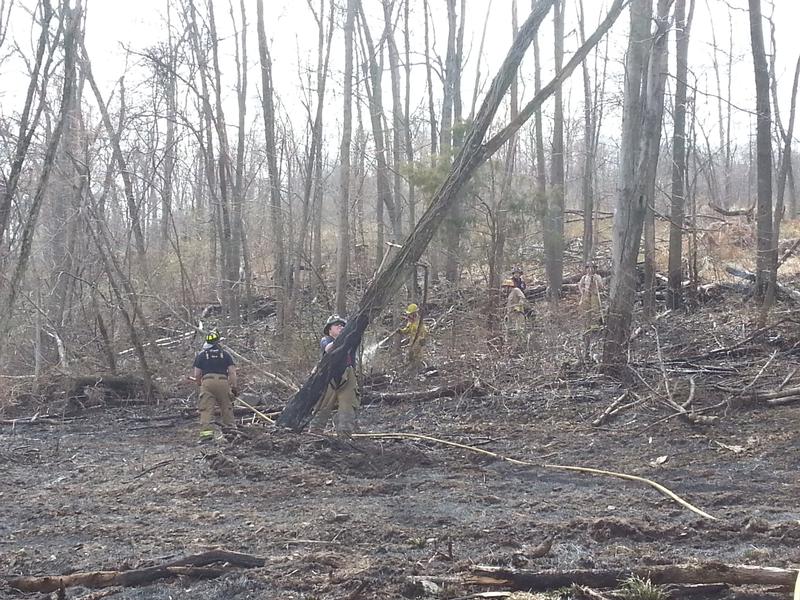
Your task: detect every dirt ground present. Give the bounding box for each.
[1,301,800,599]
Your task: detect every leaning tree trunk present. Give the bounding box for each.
[0,1,78,337]
[0,1,57,248]
[748,0,773,299]
[278,0,628,430]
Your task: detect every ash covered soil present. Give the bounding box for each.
[2,306,800,599]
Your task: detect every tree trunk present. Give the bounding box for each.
[601,0,655,370]
[383,0,405,241]
[578,0,595,264]
[0,0,57,248]
[423,0,437,160]
[442,0,462,283]
[749,0,773,299]
[532,0,547,228]
[335,0,355,316]
[160,22,177,250]
[257,0,287,327]
[82,46,147,263]
[545,0,565,303]
[357,1,398,249]
[0,1,78,337]
[667,0,694,309]
[642,0,671,318]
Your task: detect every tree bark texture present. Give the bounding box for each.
[470,562,798,592]
[748,0,773,299]
[545,0,565,303]
[601,0,654,370]
[335,0,355,316]
[667,0,694,309]
[257,0,287,326]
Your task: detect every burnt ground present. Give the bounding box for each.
[1,301,800,599]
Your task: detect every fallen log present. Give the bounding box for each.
[725,264,800,303]
[5,549,265,593]
[708,201,754,217]
[362,379,483,405]
[714,383,800,407]
[468,563,798,591]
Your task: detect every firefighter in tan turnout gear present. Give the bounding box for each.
[192,330,238,441]
[578,262,604,329]
[308,315,360,436]
[502,278,527,348]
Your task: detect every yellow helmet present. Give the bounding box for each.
[405,303,419,314]
[205,329,221,344]
[501,279,515,287]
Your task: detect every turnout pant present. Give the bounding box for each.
[199,374,235,429]
[309,366,360,434]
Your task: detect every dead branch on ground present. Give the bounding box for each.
[362,379,483,405]
[4,549,265,593]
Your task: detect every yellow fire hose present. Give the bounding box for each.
[197,379,714,521]
[352,431,716,521]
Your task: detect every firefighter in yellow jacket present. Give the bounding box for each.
[398,303,428,368]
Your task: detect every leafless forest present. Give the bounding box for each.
[1,0,800,598]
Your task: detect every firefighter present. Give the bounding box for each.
[308,315,360,436]
[578,263,605,362]
[511,266,527,292]
[502,279,527,347]
[192,330,237,442]
[398,303,428,368]
[578,262,604,329]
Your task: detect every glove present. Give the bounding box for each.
[230,386,239,397]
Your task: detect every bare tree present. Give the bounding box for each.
[256,0,288,326]
[544,0,565,303]
[577,0,595,264]
[293,0,334,308]
[357,1,399,246]
[667,0,695,309]
[602,0,668,369]
[532,0,547,229]
[748,0,773,299]
[0,0,79,338]
[0,0,59,247]
[642,0,671,317]
[335,0,356,316]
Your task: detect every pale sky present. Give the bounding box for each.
[3,0,800,151]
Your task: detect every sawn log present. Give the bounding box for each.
[469,562,798,591]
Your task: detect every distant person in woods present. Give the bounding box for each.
[511,266,527,292]
[192,330,238,442]
[308,315,360,436]
[502,278,527,348]
[578,262,605,329]
[397,303,428,369]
